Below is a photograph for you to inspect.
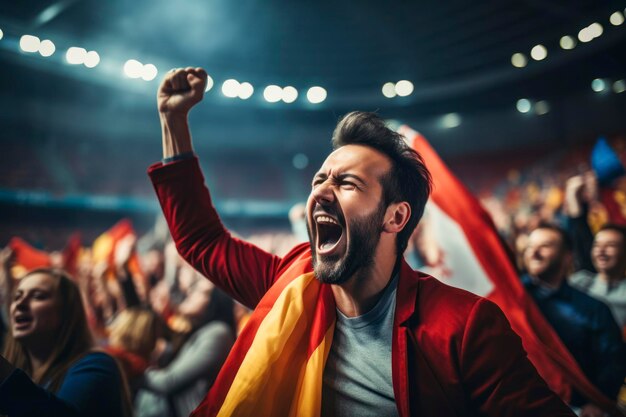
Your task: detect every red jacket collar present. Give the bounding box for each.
[395,259,420,325]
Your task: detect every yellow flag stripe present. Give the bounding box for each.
[289,322,335,417]
[217,272,321,417]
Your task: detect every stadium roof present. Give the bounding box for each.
[1,0,626,156]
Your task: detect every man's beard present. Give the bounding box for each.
[308,202,386,284]
[532,257,565,285]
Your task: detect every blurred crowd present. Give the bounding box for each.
[0,137,625,416]
[0,218,247,417]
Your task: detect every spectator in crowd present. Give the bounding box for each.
[522,225,626,415]
[0,268,133,417]
[135,277,235,417]
[564,173,626,333]
[570,224,626,331]
[106,307,160,398]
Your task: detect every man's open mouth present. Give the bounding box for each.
[315,214,344,255]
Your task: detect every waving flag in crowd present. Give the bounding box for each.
[8,237,51,276]
[397,124,618,413]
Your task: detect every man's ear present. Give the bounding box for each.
[383,202,411,233]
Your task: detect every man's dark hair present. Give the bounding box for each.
[598,223,626,242]
[535,222,573,252]
[331,111,432,255]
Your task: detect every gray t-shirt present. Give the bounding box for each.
[321,275,399,417]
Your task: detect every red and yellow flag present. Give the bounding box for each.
[191,251,335,417]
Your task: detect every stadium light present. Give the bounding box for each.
[264,85,282,103]
[38,39,55,57]
[84,51,100,68]
[20,35,40,53]
[535,100,550,115]
[307,86,327,104]
[516,99,532,113]
[205,75,214,92]
[395,80,414,97]
[610,11,625,26]
[238,82,254,99]
[511,53,527,68]
[530,45,547,61]
[382,82,396,98]
[282,86,298,103]
[222,79,240,98]
[559,36,576,50]
[591,78,606,92]
[123,59,143,78]
[441,113,461,128]
[66,47,86,64]
[142,64,158,81]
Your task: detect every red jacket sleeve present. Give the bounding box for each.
[148,157,283,309]
[460,298,575,417]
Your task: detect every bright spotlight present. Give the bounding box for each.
[511,53,527,68]
[441,113,461,129]
[282,86,298,103]
[530,45,547,61]
[588,22,603,38]
[610,11,625,26]
[516,99,532,114]
[578,27,593,43]
[613,80,626,94]
[395,80,414,97]
[307,86,327,104]
[83,51,100,68]
[591,78,606,92]
[123,59,143,78]
[66,47,86,64]
[535,100,550,115]
[142,64,158,81]
[382,82,396,98]
[0,29,4,41]
[559,36,576,50]
[264,85,282,103]
[19,35,40,53]
[238,82,254,99]
[222,79,240,98]
[38,39,55,57]
[205,75,214,92]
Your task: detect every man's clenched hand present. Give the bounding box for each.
[158,67,208,115]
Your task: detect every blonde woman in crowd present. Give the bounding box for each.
[106,307,160,398]
[0,268,133,417]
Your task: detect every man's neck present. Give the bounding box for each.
[332,249,398,318]
[531,274,564,291]
[596,271,625,285]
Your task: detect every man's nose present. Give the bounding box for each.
[527,247,540,258]
[311,181,335,206]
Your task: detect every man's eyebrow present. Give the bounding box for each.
[312,172,327,182]
[312,172,366,186]
[337,173,366,185]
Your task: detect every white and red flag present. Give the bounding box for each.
[398,125,618,413]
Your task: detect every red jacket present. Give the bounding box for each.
[149,157,574,416]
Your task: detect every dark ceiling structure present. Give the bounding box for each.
[1,0,626,160]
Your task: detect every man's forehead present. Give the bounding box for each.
[318,144,391,175]
[529,229,561,244]
[596,230,624,243]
